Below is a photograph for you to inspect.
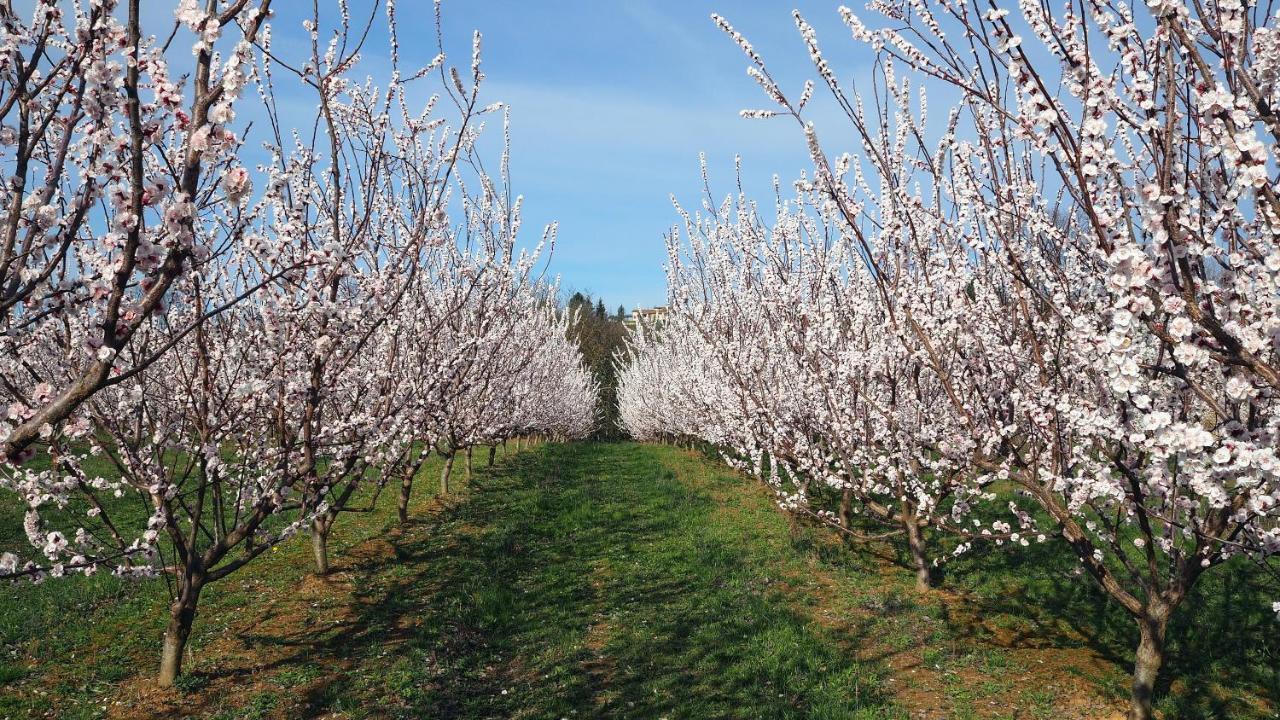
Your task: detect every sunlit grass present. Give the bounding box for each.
[0,441,1275,718]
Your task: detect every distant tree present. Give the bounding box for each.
[561,293,628,437]
[617,305,627,320]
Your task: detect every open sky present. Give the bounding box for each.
[17,0,1033,310]
[401,1,876,311]
[73,0,877,311]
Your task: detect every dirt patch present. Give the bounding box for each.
[109,575,358,719]
[879,639,1124,719]
[579,562,620,711]
[105,504,448,720]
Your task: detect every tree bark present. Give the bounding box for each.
[440,454,455,495]
[903,509,933,590]
[487,445,496,466]
[1129,609,1169,720]
[839,487,853,528]
[398,470,414,524]
[311,517,331,576]
[158,575,204,687]
[466,447,473,480]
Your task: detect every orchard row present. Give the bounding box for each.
[618,3,1280,719]
[0,1,596,685]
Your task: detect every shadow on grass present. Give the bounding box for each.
[208,442,894,720]
[918,526,1280,718]
[157,440,1278,720]
[747,461,1278,718]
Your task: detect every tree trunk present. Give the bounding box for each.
[466,447,473,480]
[440,454,455,495]
[903,510,933,590]
[398,470,414,524]
[1129,609,1169,720]
[487,445,496,467]
[158,576,204,687]
[839,487,853,528]
[312,517,331,576]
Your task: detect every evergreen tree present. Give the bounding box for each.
[561,292,628,438]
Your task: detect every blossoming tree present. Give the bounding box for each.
[0,0,597,688]
[0,0,277,465]
[670,4,1280,717]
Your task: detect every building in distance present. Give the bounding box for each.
[624,306,669,333]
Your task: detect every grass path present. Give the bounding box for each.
[306,441,892,719]
[1,442,1276,719]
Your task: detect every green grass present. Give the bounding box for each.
[0,446,464,719]
[938,518,1280,718]
[0,448,167,719]
[325,442,893,719]
[741,445,1280,719]
[0,441,1276,719]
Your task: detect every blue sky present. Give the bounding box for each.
[17,1,1046,311]
[405,1,876,311]
[42,0,875,311]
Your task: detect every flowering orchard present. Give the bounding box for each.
[618,2,1280,718]
[0,1,596,687]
